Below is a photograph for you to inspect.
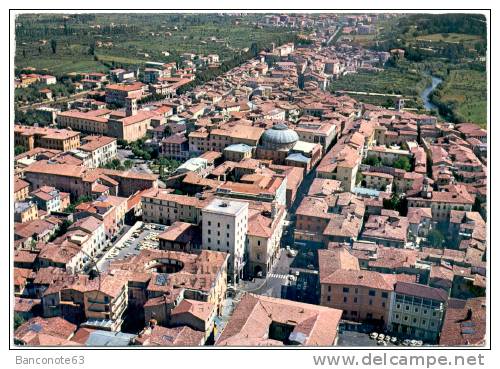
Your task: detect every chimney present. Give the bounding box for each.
[125,97,137,117]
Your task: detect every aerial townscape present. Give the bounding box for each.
[12,13,487,347]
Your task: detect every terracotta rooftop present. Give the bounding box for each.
[217,293,342,346]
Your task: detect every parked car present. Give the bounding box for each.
[370,332,378,340]
[390,337,397,344]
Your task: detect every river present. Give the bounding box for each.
[420,75,443,111]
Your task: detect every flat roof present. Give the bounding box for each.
[203,198,248,216]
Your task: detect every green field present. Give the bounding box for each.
[415,32,482,43]
[431,69,487,127]
[15,13,296,75]
[330,66,431,110]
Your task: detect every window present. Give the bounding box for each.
[414,308,419,313]
[327,286,331,292]
[382,302,386,308]
[227,224,230,229]
[343,297,347,303]
[343,287,349,293]
[369,290,376,297]
[354,288,358,294]
[217,222,220,227]
[382,292,388,298]
[208,230,211,235]
[208,237,211,243]
[405,306,410,311]
[369,299,373,305]
[353,297,358,303]
[413,318,417,323]
[327,296,331,302]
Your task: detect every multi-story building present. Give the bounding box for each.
[79,136,118,168]
[14,125,80,152]
[82,274,129,332]
[317,133,364,192]
[216,293,342,346]
[14,177,30,202]
[160,134,190,161]
[57,110,111,136]
[201,199,248,284]
[105,82,144,106]
[188,125,264,154]
[407,182,475,222]
[31,186,63,213]
[141,189,211,225]
[295,121,337,153]
[247,202,286,278]
[388,282,448,343]
[24,162,158,199]
[14,201,39,223]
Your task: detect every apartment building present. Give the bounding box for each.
[317,135,363,192]
[14,177,30,201]
[105,82,144,105]
[14,201,39,223]
[201,199,248,284]
[141,189,210,225]
[24,161,158,199]
[407,183,475,222]
[79,136,117,168]
[82,275,129,332]
[14,125,80,152]
[188,125,264,154]
[247,203,286,278]
[57,109,111,135]
[31,185,64,213]
[74,195,127,239]
[388,282,448,343]
[295,121,337,153]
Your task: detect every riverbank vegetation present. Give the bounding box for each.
[329,60,431,110]
[430,69,487,127]
[337,14,487,125]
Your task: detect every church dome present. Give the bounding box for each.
[260,123,299,150]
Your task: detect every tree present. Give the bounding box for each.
[364,156,380,167]
[393,156,411,171]
[15,145,27,156]
[50,39,57,54]
[14,314,25,330]
[123,159,133,169]
[427,229,445,248]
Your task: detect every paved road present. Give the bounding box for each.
[16,90,91,111]
[237,249,295,297]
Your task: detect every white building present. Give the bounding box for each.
[202,199,248,284]
[79,136,118,168]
